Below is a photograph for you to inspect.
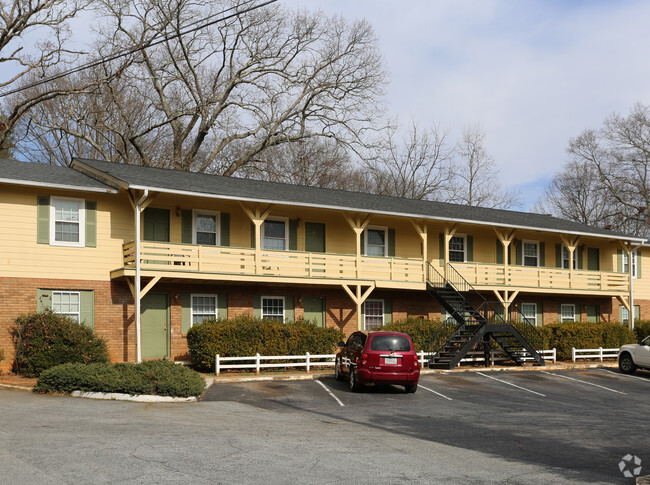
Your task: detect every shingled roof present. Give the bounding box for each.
[68,157,644,242]
[0,158,117,193]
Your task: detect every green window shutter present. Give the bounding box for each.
[181,293,192,334]
[536,304,543,327]
[37,196,50,244]
[617,249,623,273]
[220,213,230,247]
[284,296,295,322]
[251,222,256,248]
[361,302,365,328]
[467,236,474,262]
[217,294,228,320]
[575,304,581,323]
[439,233,444,265]
[383,298,392,325]
[85,201,97,248]
[516,240,522,265]
[555,244,562,268]
[253,295,261,319]
[635,305,640,322]
[289,219,298,250]
[361,230,365,255]
[79,290,94,329]
[182,210,193,243]
[539,242,545,267]
[387,229,395,257]
[637,250,642,278]
[577,246,583,270]
[557,304,562,323]
[37,289,53,312]
[496,239,503,264]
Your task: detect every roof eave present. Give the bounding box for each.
[0,177,118,194]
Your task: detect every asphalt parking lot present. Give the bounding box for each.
[204,368,650,483]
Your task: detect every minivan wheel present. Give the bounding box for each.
[405,383,418,393]
[619,353,637,375]
[335,359,343,381]
[349,367,360,392]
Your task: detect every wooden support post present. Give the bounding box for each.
[240,202,273,274]
[344,213,372,278]
[411,220,428,282]
[443,223,457,278]
[494,228,515,285]
[342,283,375,331]
[561,235,581,289]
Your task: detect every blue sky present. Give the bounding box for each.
[283,0,650,209]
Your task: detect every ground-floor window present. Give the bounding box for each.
[262,296,285,322]
[52,291,81,322]
[191,294,218,326]
[364,299,384,330]
[520,303,537,326]
[560,304,575,323]
[621,305,640,325]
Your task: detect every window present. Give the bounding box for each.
[520,303,538,326]
[364,299,384,330]
[262,296,285,322]
[51,197,85,247]
[52,291,81,322]
[621,306,640,325]
[449,235,466,262]
[262,219,287,250]
[560,304,575,323]
[193,211,219,245]
[562,247,578,270]
[622,250,638,279]
[191,294,218,326]
[523,241,539,267]
[365,227,387,256]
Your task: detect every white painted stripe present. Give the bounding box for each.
[315,380,345,407]
[602,369,650,382]
[419,384,452,401]
[541,371,626,394]
[477,372,547,397]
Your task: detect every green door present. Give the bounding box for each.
[304,296,325,327]
[143,208,170,242]
[585,304,599,323]
[305,222,325,253]
[141,293,169,359]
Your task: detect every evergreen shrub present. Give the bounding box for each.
[379,317,447,351]
[539,322,635,360]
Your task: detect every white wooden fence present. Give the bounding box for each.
[571,347,619,362]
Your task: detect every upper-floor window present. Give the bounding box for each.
[523,241,539,267]
[52,291,81,322]
[193,210,219,245]
[51,197,85,247]
[263,219,288,250]
[449,235,466,262]
[365,227,387,257]
[622,250,638,279]
[562,247,578,270]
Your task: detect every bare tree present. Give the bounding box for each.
[0,0,92,151]
[448,124,520,209]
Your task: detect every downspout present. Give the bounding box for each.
[629,242,643,331]
[134,189,149,363]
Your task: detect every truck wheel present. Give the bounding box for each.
[619,353,637,375]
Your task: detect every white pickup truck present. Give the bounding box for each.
[618,335,650,374]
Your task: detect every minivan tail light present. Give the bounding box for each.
[362,353,368,360]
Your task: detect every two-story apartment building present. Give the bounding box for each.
[1,158,647,370]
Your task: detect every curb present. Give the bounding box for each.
[0,383,34,391]
[71,390,198,403]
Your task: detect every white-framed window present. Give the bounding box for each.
[560,304,575,323]
[191,294,218,326]
[364,299,384,330]
[50,197,85,247]
[449,235,466,262]
[52,291,81,322]
[520,303,538,326]
[562,246,578,270]
[262,296,285,322]
[621,305,640,325]
[365,226,387,257]
[193,210,220,246]
[622,250,638,279]
[523,240,539,267]
[262,218,288,250]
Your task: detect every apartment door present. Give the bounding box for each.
[305,222,325,253]
[141,293,170,359]
[143,208,170,242]
[585,304,599,323]
[304,296,325,327]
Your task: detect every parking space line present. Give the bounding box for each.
[601,369,650,382]
[477,372,546,397]
[541,371,626,394]
[315,380,345,407]
[418,384,452,401]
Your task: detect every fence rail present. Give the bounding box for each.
[571,347,619,362]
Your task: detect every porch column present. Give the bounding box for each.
[443,224,457,279]
[493,290,519,320]
[561,235,580,289]
[240,203,273,274]
[494,228,515,286]
[619,240,643,330]
[411,220,428,282]
[342,283,375,331]
[344,213,372,278]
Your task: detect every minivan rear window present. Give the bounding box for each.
[370,335,411,351]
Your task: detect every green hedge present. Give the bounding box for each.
[634,321,650,342]
[539,322,636,360]
[12,310,109,377]
[379,317,448,352]
[186,317,345,372]
[35,360,205,397]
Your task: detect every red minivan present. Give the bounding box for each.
[335,331,420,393]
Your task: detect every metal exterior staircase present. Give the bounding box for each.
[426,263,546,369]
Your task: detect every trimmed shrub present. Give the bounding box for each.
[379,317,448,352]
[12,310,109,377]
[633,320,650,342]
[539,322,636,360]
[0,348,4,369]
[186,316,344,372]
[35,360,205,397]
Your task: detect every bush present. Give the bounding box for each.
[12,310,109,377]
[186,316,345,372]
[379,317,448,352]
[35,360,205,397]
[633,320,650,342]
[539,322,636,360]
